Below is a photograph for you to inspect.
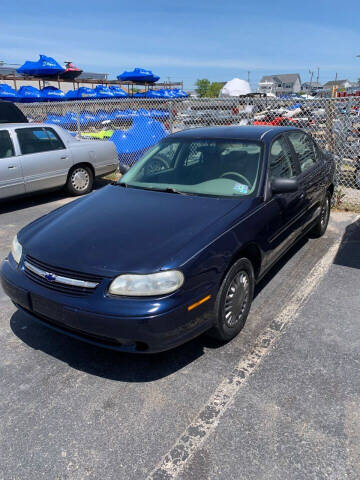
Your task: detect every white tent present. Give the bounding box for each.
[219,78,251,97]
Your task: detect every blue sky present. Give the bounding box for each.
[1,0,360,90]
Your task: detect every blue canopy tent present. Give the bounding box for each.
[65,87,97,100]
[117,68,160,83]
[17,86,42,103]
[94,86,114,99]
[109,86,129,97]
[40,86,65,101]
[110,116,168,164]
[17,55,65,77]
[0,84,18,101]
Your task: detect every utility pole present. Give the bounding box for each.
[247,71,250,84]
[316,67,320,84]
[309,69,314,88]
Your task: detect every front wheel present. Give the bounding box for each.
[66,166,94,196]
[209,258,255,342]
[310,191,331,238]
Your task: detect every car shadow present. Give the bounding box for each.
[9,236,309,383]
[0,177,112,215]
[333,218,360,269]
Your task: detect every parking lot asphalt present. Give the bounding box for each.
[0,188,359,480]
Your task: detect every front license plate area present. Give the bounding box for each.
[31,293,64,322]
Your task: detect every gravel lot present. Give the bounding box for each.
[0,187,359,480]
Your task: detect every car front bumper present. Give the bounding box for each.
[1,258,215,353]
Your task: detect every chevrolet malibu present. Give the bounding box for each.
[1,126,334,353]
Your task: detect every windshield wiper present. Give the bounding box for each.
[131,185,190,195]
[113,183,190,195]
[163,187,189,195]
[112,181,127,188]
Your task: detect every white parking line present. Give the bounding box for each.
[147,238,341,479]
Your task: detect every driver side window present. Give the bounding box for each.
[269,137,296,180]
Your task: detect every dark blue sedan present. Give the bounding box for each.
[1,126,335,353]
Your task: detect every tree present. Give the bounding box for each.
[207,82,223,98]
[195,79,223,98]
[195,79,211,97]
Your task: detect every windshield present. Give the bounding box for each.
[120,138,263,197]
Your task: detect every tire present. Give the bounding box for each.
[310,191,331,238]
[209,258,255,342]
[66,165,93,196]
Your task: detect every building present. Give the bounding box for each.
[301,81,322,93]
[258,74,302,96]
[323,79,352,90]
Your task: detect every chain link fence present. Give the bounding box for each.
[16,96,360,210]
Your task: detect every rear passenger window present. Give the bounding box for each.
[16,127,65,155]
[287,132,317,173]
[44,128,65,150]
[269,137,296,180]
[0,130,15,159]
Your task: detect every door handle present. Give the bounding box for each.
[8,165,16,169]
[60,156,68,160]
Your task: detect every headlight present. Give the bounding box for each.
[109,270,184,296]
[11,235,22,265]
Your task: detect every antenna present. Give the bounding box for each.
[309,69,314,87]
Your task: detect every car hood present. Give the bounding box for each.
[20,185,250,276]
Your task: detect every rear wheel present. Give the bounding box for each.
[310,191,331,238]
[66,165,93,196]
[209,258,255,342]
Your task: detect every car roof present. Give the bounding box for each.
[0,123,50,130]
[168,125,301,142]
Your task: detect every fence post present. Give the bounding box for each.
[325,99,335,153]
[76,102,81,137]
[169,100,174,133]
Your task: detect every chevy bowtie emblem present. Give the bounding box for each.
[44,272,56,282]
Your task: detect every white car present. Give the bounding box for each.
[0,123,118,199]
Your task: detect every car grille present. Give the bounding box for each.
[24,255,104,296]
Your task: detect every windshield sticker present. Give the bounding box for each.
[233,183,249,194]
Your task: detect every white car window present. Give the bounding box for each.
[16,127,65,155]
[0,130,15,159]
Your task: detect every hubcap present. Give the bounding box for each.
[224,271,250,328]
[321,196,330,229]
[71,168,89,191]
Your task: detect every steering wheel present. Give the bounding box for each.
[220,172,252,188]
[144,155,169,175]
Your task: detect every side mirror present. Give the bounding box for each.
[271,177,299,194]
[119,163,130,175]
